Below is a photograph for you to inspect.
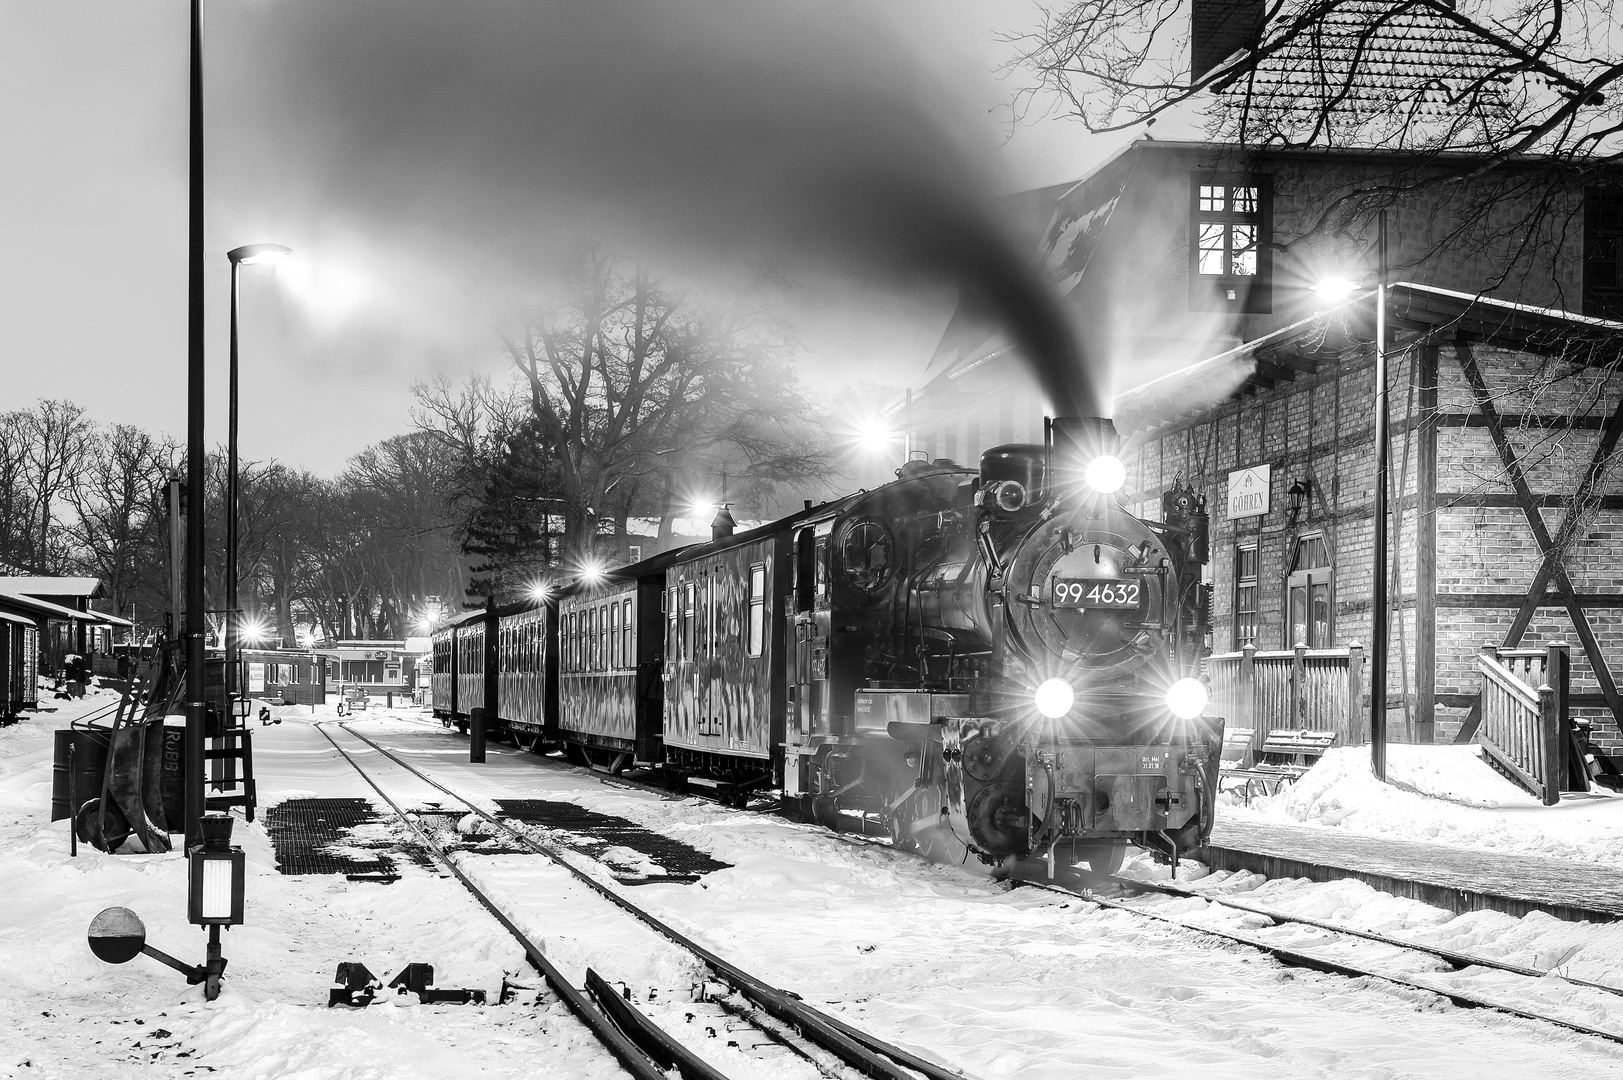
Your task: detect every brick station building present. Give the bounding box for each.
[1112,284,1623,754]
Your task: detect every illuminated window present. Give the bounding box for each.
[1190,175,1271,312]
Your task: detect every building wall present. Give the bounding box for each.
[1120,333,1623,754]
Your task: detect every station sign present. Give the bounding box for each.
[1227,464,1270,519]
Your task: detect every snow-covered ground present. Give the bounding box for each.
[1228,743,1623,864]
[4,702,1622,1079]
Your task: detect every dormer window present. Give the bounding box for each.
[1191,174,1272,313]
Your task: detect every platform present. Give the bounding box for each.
[1204,819,1623,923]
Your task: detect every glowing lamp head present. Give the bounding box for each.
[580,563,605,584]
[530,584,551,602]
[1166,677,1209,720]
[1313,276,1362,302]
[1034,677,1075,719]
[1084,454,1127,494]
[227,243,292,266]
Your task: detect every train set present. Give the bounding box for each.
[431,415,1224,871]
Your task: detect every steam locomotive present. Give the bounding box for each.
[431,416,1222,871]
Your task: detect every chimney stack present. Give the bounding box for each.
[710,504,736,541]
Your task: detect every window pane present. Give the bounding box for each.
[1199,185,1224,212]
[623,599,633,667]
[1235,584,1257,646]
[1290,586,1307,647]
[1198,223,1226,275]
[1231,186,1258,214]
[1230,224,1257,276]
[1310,581,1332,647]
[1236,544,1258,581]
[610,603,619,668]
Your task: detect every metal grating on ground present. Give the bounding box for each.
[265,798,403,880]
[496,798,732,884]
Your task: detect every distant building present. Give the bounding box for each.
[0,576,131,673]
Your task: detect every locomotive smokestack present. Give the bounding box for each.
[1050,416,1126,495]
[711,505,736,541]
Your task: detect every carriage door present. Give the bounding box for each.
[789,524,834,739]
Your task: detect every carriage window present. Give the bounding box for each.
[610,602,620,668]
[682,582,696,660]
[622,598,633,667]
[747,563,767,657]
[667,586,678,658]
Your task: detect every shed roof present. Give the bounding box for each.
[0,576,105,598]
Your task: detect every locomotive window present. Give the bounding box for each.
[747,563,766,657]
[838,518,894,592]
[814,537,830,610]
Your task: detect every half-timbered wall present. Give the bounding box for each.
[1122,330,1623,753]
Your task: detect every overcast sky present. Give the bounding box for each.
[1,1,1120,473]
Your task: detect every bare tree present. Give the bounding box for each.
[1011,0,1623,252]
[492,248,834,565]
[64,424,180,625]
[17,400,92,573]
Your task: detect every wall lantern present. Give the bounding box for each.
[188,811,245,926]
[1287,479,1310,527]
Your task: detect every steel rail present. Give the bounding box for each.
[1092,871,1623,999]
[406,716,1623,1042]
[312,723,674,1080]
[1019,875,1623,1048]
[338,720,976,1080]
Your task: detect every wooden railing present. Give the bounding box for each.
[1206,643,1365,765]
[1477,642,1569,805]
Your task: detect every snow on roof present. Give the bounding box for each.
[1221,0,1523,129]
[0,590,106,623]
[0,576,105,598]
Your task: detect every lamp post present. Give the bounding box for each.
[1310,208,1391,781]
[1371,209,1390,782]
[184,0,206,851]
[223,244,290,735]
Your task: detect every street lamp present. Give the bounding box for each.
[1311,210,1391,781]
[223,243,290,732]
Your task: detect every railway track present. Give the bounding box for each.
[342,715,1623,1051]
[313,719,975,1080]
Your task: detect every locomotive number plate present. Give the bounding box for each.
[1051,579,1141,609]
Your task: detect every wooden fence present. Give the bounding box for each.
[1206,643,1365,764]
[1477,642,1570,805]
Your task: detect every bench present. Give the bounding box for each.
[1219,728,1339,803]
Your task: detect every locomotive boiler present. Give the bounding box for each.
[787,416,1222,873]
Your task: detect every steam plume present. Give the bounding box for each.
[223,0,1103,417]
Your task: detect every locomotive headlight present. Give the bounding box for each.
[1085,454,1127,494]
[1165,677,1209,720]
[1034,678,1074,719]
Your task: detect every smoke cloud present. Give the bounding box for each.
[220,0,1104,417]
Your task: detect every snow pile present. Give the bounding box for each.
[1234,744,1623,864]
